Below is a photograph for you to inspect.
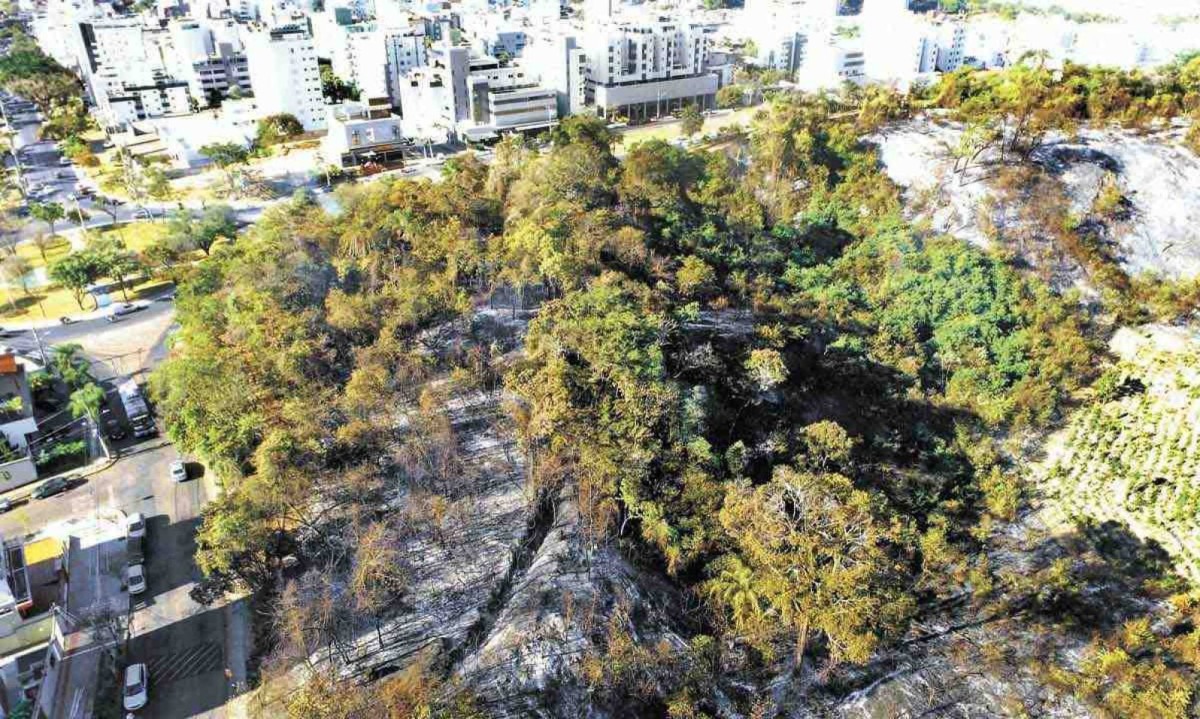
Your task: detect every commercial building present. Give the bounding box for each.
[243,23,326,130]
[322,97,407,166]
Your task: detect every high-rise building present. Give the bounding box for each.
[581,15,718,122]
[244,24,326,130]
[76,18,193,128]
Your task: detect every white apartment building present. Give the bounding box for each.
[862,0,938,87]
[166,19,252,106]
[329,23,392,100]
[243,24,326,130]
[754,28,806,76]
[795,28,864,90]
[932,19,966,72]
[322,97,407,166]
[76,18,195,128]
[397,43,558,142]
[31,0,99,72]
[523,26,587,117]
[384,27,428,108]
[581,15,719,122]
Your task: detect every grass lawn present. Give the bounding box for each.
[15,236,72,270]
[89,221,168,253]
[1,223,174,323]
[0,274,172,323]
[615,105,763,154]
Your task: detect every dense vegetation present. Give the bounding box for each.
[153,61,1200,717]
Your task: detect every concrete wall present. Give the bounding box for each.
[0,456,39,494]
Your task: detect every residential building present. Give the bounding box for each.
[581,14,719,122]
[320,20,427,107]
[0,533,66,714]
[397,41,557,142]
[243,23,326,130]
[322,97,407,166]
[74,17,197,128]
[166,18,253,107]
[754,28,806,76]
[329,22,393,100]
[0,354,46,495]
[932,17,966,72]
[523,26,587,117]
[796,28,864,90]
[384,26,428,109]
[861,0,937,87]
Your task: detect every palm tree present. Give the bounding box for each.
[706,556,765,633]
[68,382,105,421]
[51,343,94,390]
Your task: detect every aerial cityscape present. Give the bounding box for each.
[0,0,1199,715]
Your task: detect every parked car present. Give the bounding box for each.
[126,564,146,595]
[55,170,73,179]
[123,663,149,711]
[125,511,146,539]
[57,156,71,166]
[31,476,72,499]
[169,460,187,483]
[0,498,12,513]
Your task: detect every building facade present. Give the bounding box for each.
[243,24,326,130]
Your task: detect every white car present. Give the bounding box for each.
[123,663,149,711]
[126,564,146,595]
[169,460,187,483]
[125,512,146,539]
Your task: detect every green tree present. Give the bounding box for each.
[143,166,173,201]
[166,204,237,256]
[319,65,359,103]
[50,343,94,389]
[0,253,31,306]
[29,201,65,236]
[712,467,911,667]
[199,143,250,195]
[716,85,746,110]
[255,113,304,147]
[68,381,105,420]
[88,237,144,301]
[680,104,704,138]
[48,252,102,310]
[0,45,79,112]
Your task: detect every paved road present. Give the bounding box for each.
[1,291,175,345]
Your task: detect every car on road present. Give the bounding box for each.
[170,460,187,483]
[126,564,146,595]
[107,302,142,322]
[31,476,73,499]
[57,156,71,166]
[123,663,149,711]
[0,498,12,513]
[55,170,74,180]
[132,207,156,220]
[126,512,146,539]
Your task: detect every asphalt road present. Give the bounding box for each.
[1,292,175,346]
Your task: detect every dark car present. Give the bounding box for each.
[32,476,74,499]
